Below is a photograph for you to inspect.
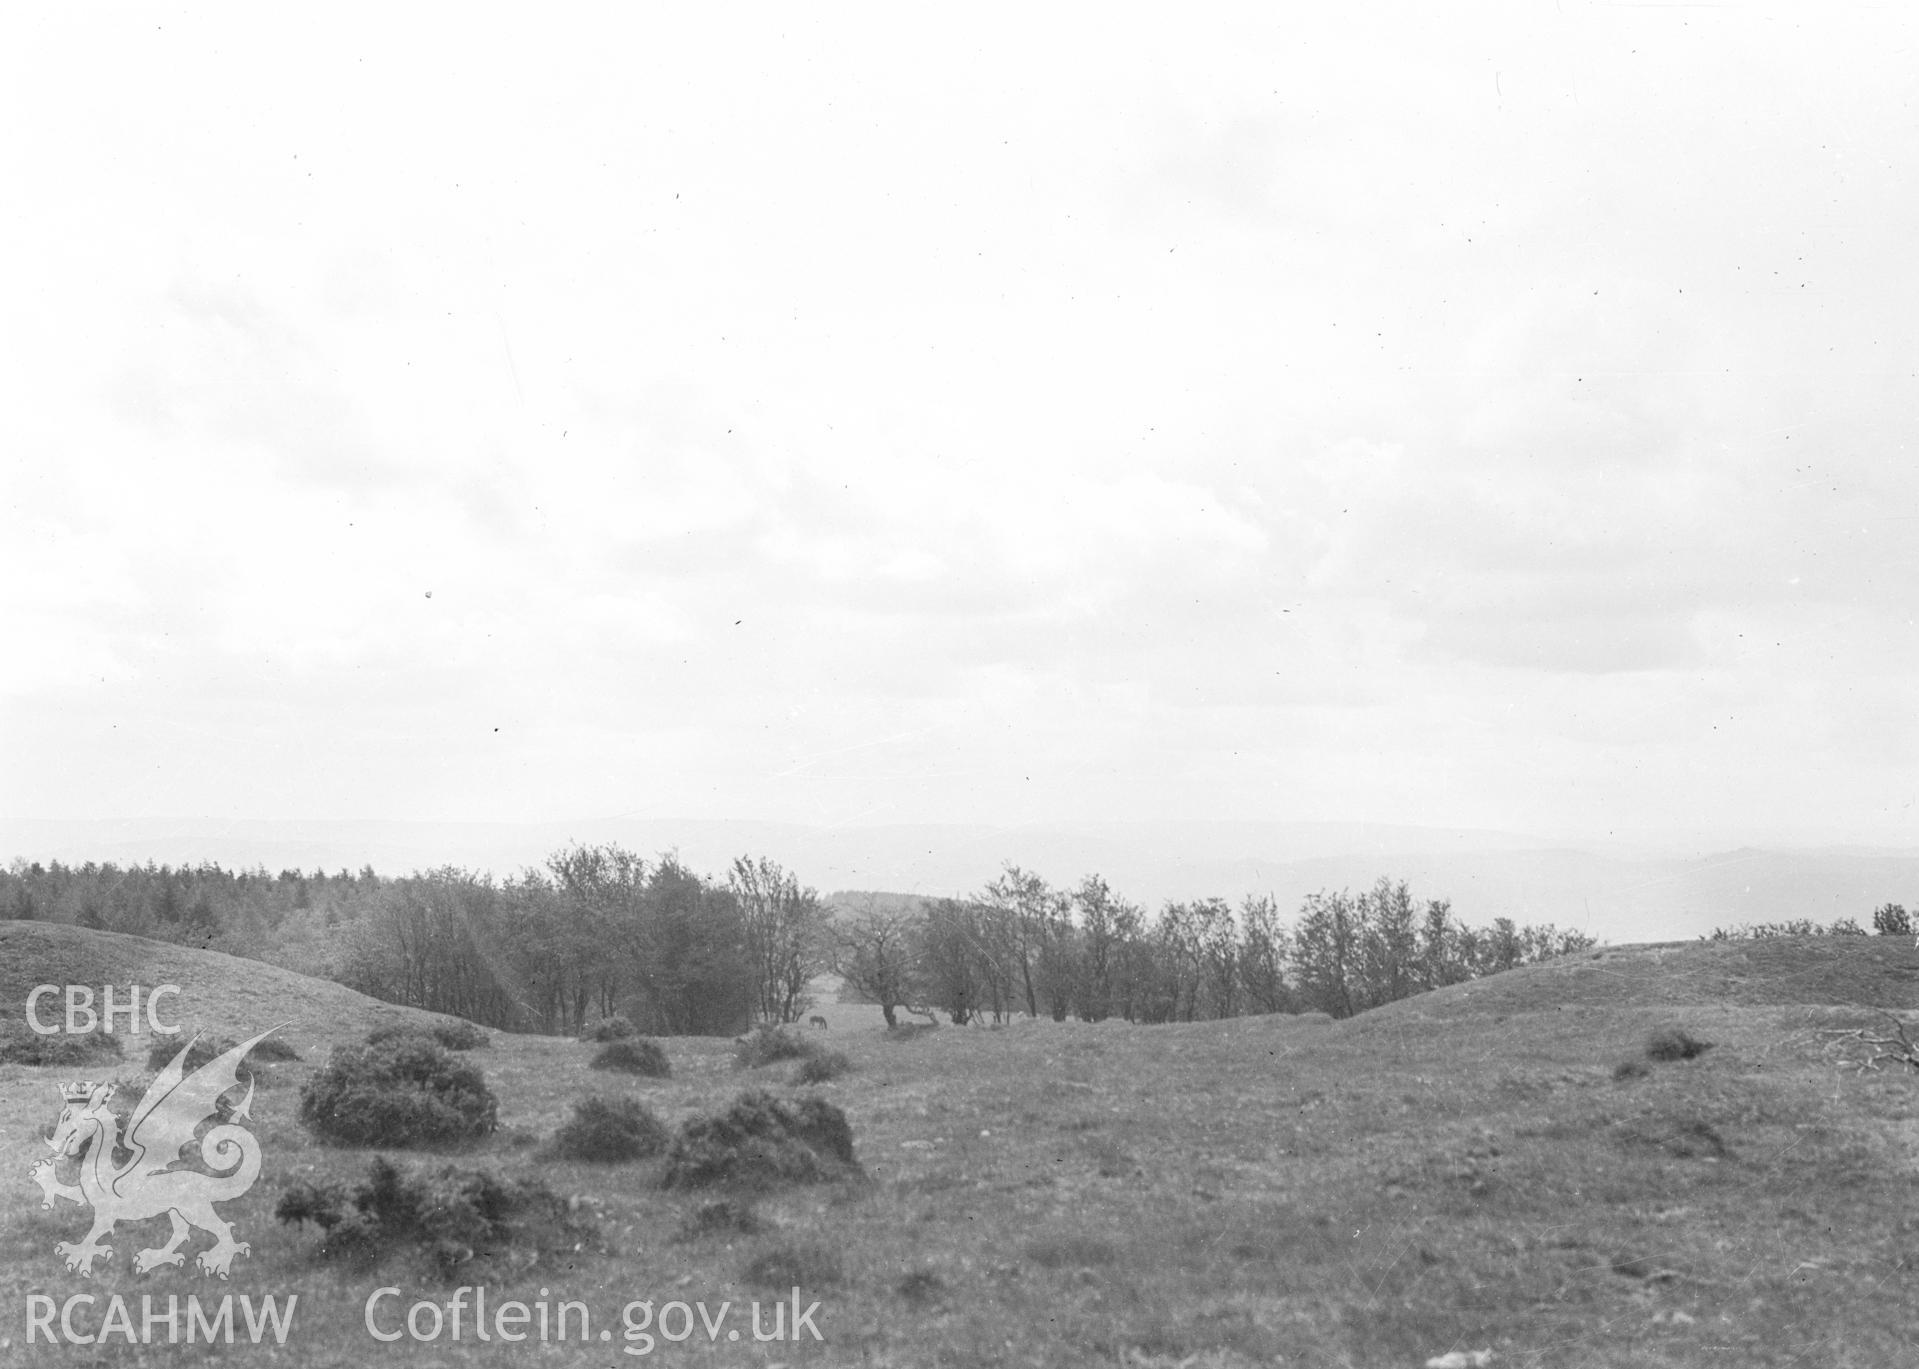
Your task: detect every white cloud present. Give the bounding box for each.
[5,2,1917,840]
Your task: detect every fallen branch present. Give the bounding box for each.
[1817,1009,1919,1073]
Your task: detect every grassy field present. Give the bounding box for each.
[5,926,1919,1366]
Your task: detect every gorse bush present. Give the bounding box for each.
[366,1019,490,1052]
[591,1038,672,1078]
[1645,1028,1713,1062]
[547,1096,669,1163]
[735,1023,849,1084]
[0,1021,122,1067]
[145,1031,299,1074]
[794,1049,852,1084]
[1705,918,1869,940]
[734,1024,813,1069]
[580,1015,636,1042]
[299,1036,497,1147]
[276,1156,590,1281]
[661,1089,859,1190]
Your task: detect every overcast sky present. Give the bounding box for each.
[3,4,1915,846]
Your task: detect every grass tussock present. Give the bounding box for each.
[896,1268,946,1307]
[661,1089,860,1190]
[299,1035,498,1148]
[675,1198,764,1242]
[1025,1231,1121,1269]
[546,1095,669,1163]
[1614,1116,1734,1160]
[276,1156,591,1281]
[590,1037,672,1078]
[742,1240,842,1290]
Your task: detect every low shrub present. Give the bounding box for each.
[742,1241,842,1290]
[547,1096,669,1164]
[0,1022,122,1067]
[794,1050,852,1085]
[675,1199,764,1241]
[591,1038,672,1078]
[145,1031,300,1075]
[734,1024,813,1069]
[1612,1057,1652,1082]
[276,1156,591,1281]
[1644,1028,1713,1063]
[299,1036,497,1148]
[661,1089,859,1190]
[367,1019,491,1052]
[581,1015,636,1042]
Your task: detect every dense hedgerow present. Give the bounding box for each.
[366,1018,491,1052]
[661,1089,859,1190]
[299,1036,498,1147]
[546,1095,669,1163]
[591,1038,672,1078]
[276,1156,590,1280]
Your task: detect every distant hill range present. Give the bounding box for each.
[4,817,1918,947]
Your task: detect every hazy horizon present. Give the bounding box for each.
[6,7,1917,852]
[9,814,1919,948]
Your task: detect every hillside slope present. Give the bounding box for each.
[7,927,1919,1365]
[0,919,460,1058]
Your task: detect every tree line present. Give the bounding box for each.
[833,867,1593,1026]
[0,851,824,1037]
[1,852,1592,1033]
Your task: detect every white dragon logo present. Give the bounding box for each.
[28,1028,280,1278]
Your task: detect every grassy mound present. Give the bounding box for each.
[298,1035,497,1147]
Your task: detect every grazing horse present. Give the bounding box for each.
[808,1015,828,1029]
